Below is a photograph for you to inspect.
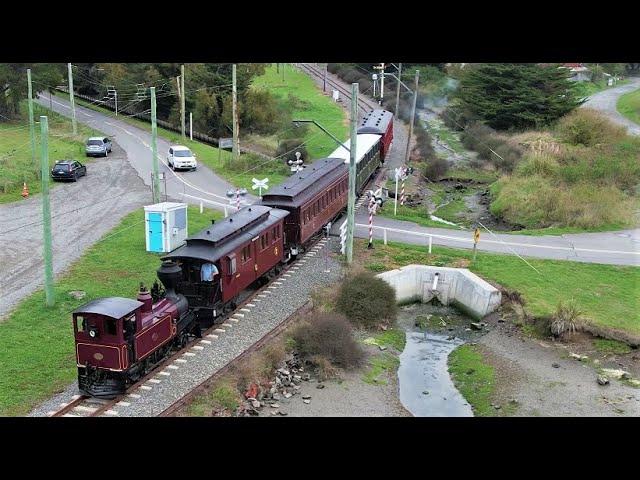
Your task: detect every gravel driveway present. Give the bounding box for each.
[0,142,150,320]
[582,77,640,135]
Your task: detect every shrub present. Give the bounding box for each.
[336,272,397,327]
[557,108,627,147]
[550,300,583,338]
[242,89,282,135]
[275,138,309,165]
[291,313,364,369]
[424,156,449,180]
[515,153,559,177]
[261,342,286,371]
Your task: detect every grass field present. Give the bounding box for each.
[0,102,98,203]
[252,64,348,159]
[356,239,640,339]
[617,88,640,125]
[0,205,222,416]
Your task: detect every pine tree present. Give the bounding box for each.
[455,63,583,130]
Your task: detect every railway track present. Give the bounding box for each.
[296,63,377,115]
[47,234,330,418]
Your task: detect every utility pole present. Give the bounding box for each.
[395,62,402,115]
[67,63,77,135]
[180,64,186,139]
[150,87,160,204]
[404,70,420,165]
[345,82,358,265]
[323,63,327,92]
[40,116,54,307]
[232,64,240,162]
[114,90,118,116]
[380,63,385,101]
[27,69,36,173]
[190,112,193,140]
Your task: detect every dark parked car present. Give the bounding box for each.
[51,160,87,182]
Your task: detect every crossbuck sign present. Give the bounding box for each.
[252,177,269,196]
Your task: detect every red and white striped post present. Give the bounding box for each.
[400,168,406,206]
[236,188,240,211]
[368,197,375,249]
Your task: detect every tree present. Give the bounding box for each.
[454,63,583,130]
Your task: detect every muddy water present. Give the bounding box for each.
[396,303,479,417]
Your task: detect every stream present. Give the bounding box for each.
[396,303,482,417]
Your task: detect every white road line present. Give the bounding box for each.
[222,322,233,328]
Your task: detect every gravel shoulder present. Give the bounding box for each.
[478,320,640,417]
[0,142,150,320]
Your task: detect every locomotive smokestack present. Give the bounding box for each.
[156,260,188,316]
[137,283,153,312]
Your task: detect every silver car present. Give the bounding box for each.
[85,137,113,157]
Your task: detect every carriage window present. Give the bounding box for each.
[241,245,251,262]
[227,255,237,275]
[75,315,86,332]
[105,318,117,336]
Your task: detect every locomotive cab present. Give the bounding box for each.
[73,297,144,397]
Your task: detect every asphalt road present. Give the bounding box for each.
[37,90,639,267]
[583,77,640,135]
[37,92,256,210]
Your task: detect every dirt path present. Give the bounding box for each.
[0,141,150,320]
[479,321,640,417]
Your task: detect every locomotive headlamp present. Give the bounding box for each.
[89,328,98,338]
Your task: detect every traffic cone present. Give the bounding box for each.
[21,182,29,198]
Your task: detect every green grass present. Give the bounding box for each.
[574,79,630,99]
[183,382,240,416]
[0,205,222,416]
[445,167,499,183]
[448,344,496,416]
[593,338,632,355]
[361,352,400,386]
[0,102,99,203]
[617,88,640,125]
[433,197,470,223]
[377,203,461,230]
[373,328,406,352]
[253,64,348,159]
[356,239,640,340]
[501,223,629,236]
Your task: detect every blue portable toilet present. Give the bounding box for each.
[143,202,188,253]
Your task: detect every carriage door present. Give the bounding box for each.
[251,236,259,280]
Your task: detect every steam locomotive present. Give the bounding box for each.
[72,110,393,398]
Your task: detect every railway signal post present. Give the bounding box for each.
[345,83,358,264]
[40,116,55,307]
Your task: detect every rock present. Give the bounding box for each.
[465,328,472,332]
[277,368,290,376]
[508,399,519,405]
[68,290,86,300]
[303,399,311,404]
[244,383,259,400]
[493,404,501,410]
[269,386,277,394]
[597,375,610,386]
[283,393,292,399]
[278,411,288,416]
[379,345,387,351]
[251,400,261,409]
[270,410,279,416]
[569,353,588,361]
[422,391,429,395]
[270,403,280,408]
[470,322,482,331]
[293,375,302,381]
[552,363,560,368]
[293,385,301,390]
[316,383,325,389]
[302,394,311,400]
[601,368,630,380]
[447,336,455,341]
[302,373,311,381]
[272,392,281,400]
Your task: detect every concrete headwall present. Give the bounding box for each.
[376,265,501,319]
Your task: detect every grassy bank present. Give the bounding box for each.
[252,64,348,159]
[448,344,496,416]
[0,205,222,416]
[0,102,98,203]
[355,239,640,339]
[617,88,640,125]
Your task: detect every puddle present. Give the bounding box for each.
[396,303,479,417]
[399,331,472,417]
